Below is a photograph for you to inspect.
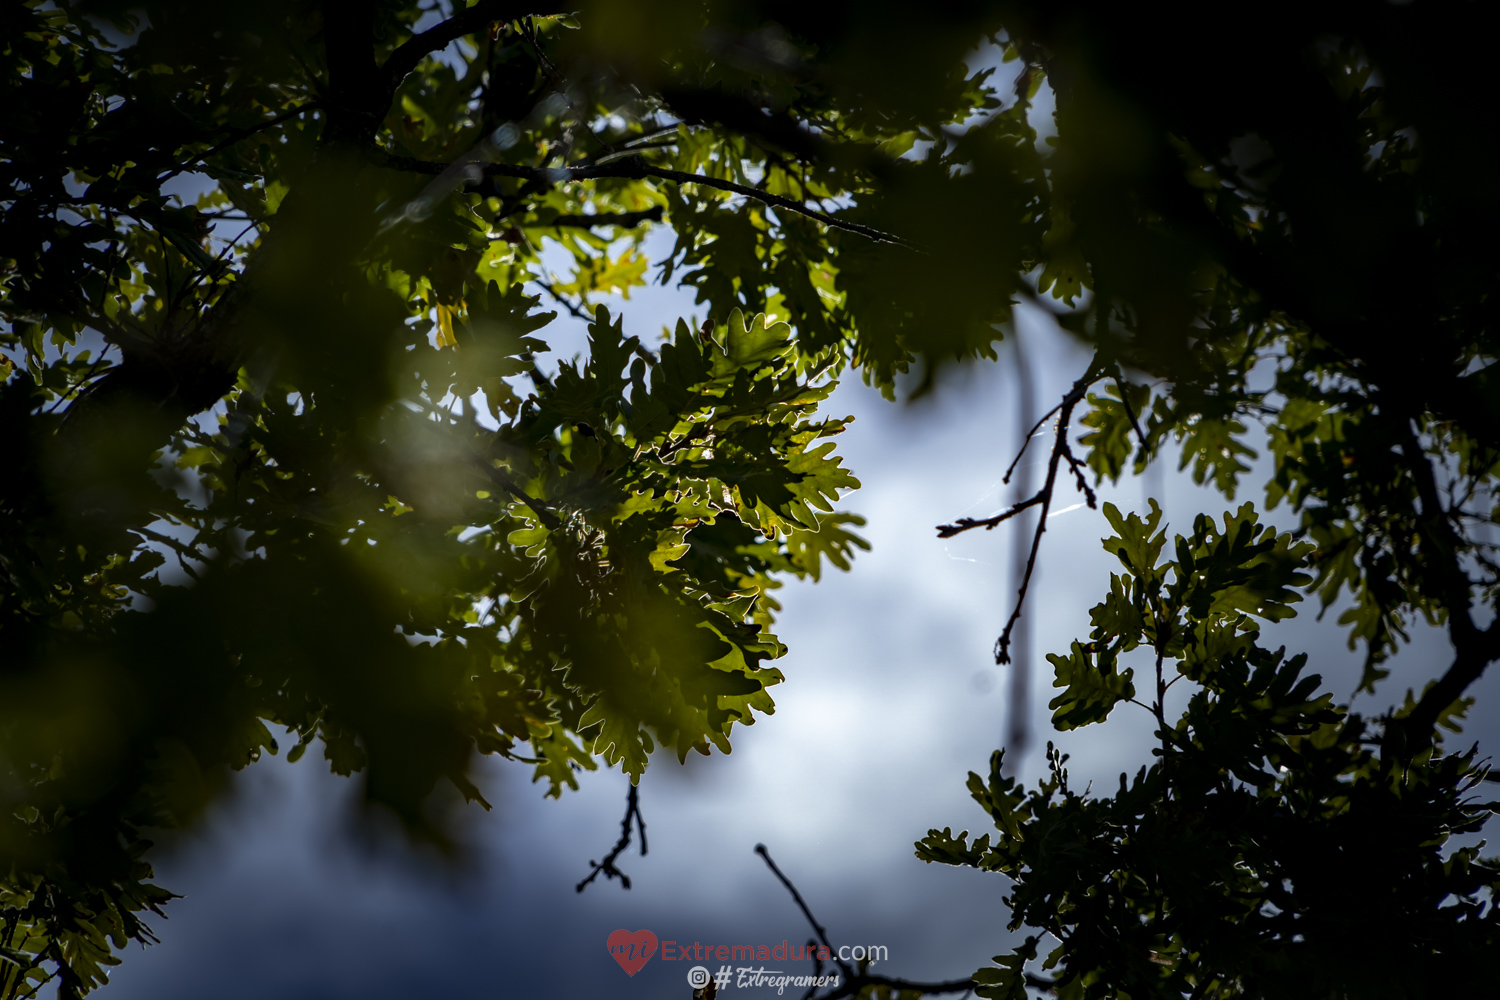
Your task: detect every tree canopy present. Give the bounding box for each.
[3,2,1498,998]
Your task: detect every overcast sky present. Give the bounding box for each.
[98,254,1493,1000]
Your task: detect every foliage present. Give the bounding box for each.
[906,4,1500,998]
[2,1,1499,997]
[919,506,1497,997]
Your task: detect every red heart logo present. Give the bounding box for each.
[606,928,658,977]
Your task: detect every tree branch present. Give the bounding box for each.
[576,783,647,892]
[640,164,915,248]
[480,462,561,529]
[936,492,1046,539]
[1152,156,1500,459]
[753,843,1055,999]
[754,844,849,977]
[531,275,594,322]
[378,153,915,247]
[661,86,829,163]
[380,1,534,94]
[1113,372,1148,452]
[157,102,322,184]
[1002,401,1063,485]
[540,207,665,230]
[936,360,1106,665]
[1393,418,1500,740]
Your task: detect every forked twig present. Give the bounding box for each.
[576,783,647,892]
[936,357,1107,665]
[752,844,1048,999]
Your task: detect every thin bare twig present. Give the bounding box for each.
[576,783,647,892]
[937,358,1107,665]
[1003,402,1062,485]
[754,843,1053,999]
[754,844,848,977]
[1113,372,1148,451]
[531,275,593,322]
[937,492,1047,539]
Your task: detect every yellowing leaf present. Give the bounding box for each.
[435,303,458,348]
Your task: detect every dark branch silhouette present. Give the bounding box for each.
[532,276,594,322]
[379,1,532,94]
[754,843,848,979]
[530,207,665,231]
[1391,419,1500,743]
[479,463,562,530]
[1001,401,1062,486]
[1112,371,1148,453]
[576,783,647,892]
[937,358,1105,665]
[379,153,915,248]
[752,843,1052,999]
